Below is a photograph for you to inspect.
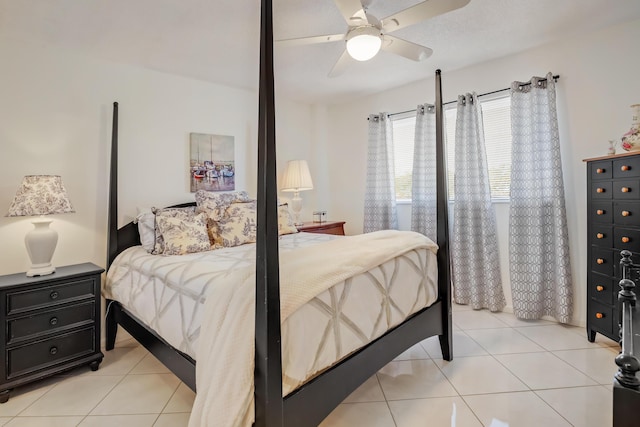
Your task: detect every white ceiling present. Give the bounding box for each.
[2,0,640,105]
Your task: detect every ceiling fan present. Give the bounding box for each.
[277,0,471,77]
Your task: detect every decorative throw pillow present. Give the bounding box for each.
[278,203,298,235]
[195,190,252,222]
[217,202,257,247]
[135,207,156,253]
[152,206,197,254]
[156,211,211,256]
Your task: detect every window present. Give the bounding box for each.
[391,95,513,201]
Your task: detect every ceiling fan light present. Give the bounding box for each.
[346,26,382,61]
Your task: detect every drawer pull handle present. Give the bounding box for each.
[597,209,605,215]
[622,187,631,193]
[596,285,604,292]
[49,317,58,326]
[596,188,605,193]
[622,210,631,217]
[49,346,58,355]
[597,168,605,174]
[49,291,59,300]
[596,233,604,239]
[622,165,631,171]
[595,312,604,319]
[596,258,605,264]
[622,236,630,243]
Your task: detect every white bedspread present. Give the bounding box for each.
[188,230,438,427]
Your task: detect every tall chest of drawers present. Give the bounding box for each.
[586,153,640,342]
[0,263,104,402]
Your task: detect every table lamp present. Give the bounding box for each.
[6,175,75,277]
[281,160,313,226]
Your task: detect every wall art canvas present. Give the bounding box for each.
[190,133,235,192]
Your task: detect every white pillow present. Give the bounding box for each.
[135,207,156,253]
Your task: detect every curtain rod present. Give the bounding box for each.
[386,74,560,118]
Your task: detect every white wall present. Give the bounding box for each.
[323,18,640,326]
[0,38,315,276]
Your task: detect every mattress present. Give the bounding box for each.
[104,231,438,394]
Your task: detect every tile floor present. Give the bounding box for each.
[0,304,620,427]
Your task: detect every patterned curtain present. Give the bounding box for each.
[452,93,506,311]
[363,113,398,232]
[411,104,437,242]
[509,73,573,323]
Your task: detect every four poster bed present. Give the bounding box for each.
[103,1,452,426]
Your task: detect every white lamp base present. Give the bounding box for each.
[291,191,304,226]
[25,218,58,277]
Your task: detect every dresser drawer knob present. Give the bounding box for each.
[597,168,605,174]
[596,233,604,239]
[49,291,59,300]
[622,187,631,193]
[596,188,605,193]
[622,236,631,243]
[597,209,605,215]
[622,210,631,217]
[49,317,58,326]
[49,346,58,355]
[622,165,631,171]
[596,258,605,264]
[596,285,604,292]
[595,312,604,319]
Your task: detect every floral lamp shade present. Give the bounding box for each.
[6,175,74,217]
[6,175,74,277]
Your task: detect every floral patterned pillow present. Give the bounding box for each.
[195,190,252,222]
[156,211,211,256]
[152,206,197,254]
[278,203,298,236]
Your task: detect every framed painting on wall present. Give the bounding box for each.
[189,133,235,192]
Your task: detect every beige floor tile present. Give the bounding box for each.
[536,386,612,427]
[566,326,620,347]
[87,346,148,376]
[0,419,11,426]
[435,355,528,395]
[421,331,488,358]
[21,375,123,417]
[488,311,555,328]
[5,417,84,427]
[377,359,457,400]
[389,396,482,427]
[495,352,598,389]
[463,391,571,427]
[465,328,545,354]
[553,347,619,384]
[90,374,180,415]
[343,376,385,403]
[514,325,609,351]
[452,303,475,312]
[0,380,57,417]
[393,342,430,361]
[453,310,510,330]
[154,413,190,427]
[79,414,158,427]
[319,402,395,427]
[163,383,196,413]
[129,353,172,375]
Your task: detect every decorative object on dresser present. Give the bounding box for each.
[613,250,639,427]
[620,104,640,152]
[584,152,640,342]
[281,159,314,226]
[0,263,104,403]
[6,175,75,277]
[296,220,346,236]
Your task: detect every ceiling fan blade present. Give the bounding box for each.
[328,50,352,78]
[333,0,369,26]
[277,33,345,47]
[382,35,433,62]
[382,0,470,33]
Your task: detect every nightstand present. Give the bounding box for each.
[297,221,346,236]
[0,263,104,403]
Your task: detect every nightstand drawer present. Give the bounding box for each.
[6,278,95,315]
[7,301,95,345]
[591,225,612,248]
[591,247,614,276]
[592,201,612,223]
[7,327,95,379]
[588,273,616,306]
[590,160,612,180]
[592,182,612,199]
[613,180,640,200]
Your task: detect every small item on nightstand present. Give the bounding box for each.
[313,211,327,223]
[608,140,616,155]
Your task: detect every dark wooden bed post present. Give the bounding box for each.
[434,70,453,361]
[105,101,119,351]
[254,0,284,425]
